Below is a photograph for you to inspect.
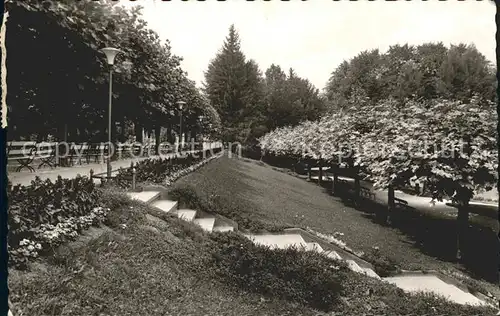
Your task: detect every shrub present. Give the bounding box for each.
[361,247,400,277]
[210,232,346,311]
[169,185,285,233]
[168,186,207,211]
[8,176,107,268]
[114,149,222,187]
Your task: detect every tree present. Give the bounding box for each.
[325,43,495,111]
[264,65,325,130]
[203,25,264,144]
[7,1,205,144]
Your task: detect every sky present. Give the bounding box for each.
[119,0,495,91]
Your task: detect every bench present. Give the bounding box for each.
[86,143,109,163]
[7,141,58,171]
[35,142,58,169]
[394,197,409,208]
[7,141,37,172]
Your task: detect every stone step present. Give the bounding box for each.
[127,191,161,204]
[193,217,216,232]
[151,200,178,213]
[345,259,380,279]
[323,250,343,261]
[173,209,197,222]
[212,225,235,233]
[244,233,307,250]
[305,242,324,253]
[383,275,486,306]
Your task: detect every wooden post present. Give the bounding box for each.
[307,161,312,181]
[387,184,395,225]
[132,163,137,191]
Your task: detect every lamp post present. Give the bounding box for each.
[177,101,186,151]
[100,47,122,179]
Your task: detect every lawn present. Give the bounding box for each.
[9,187,496,316]
[172,154,500,296]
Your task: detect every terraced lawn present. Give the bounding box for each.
[173,154,500,295]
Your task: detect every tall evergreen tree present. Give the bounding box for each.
[204,25,264,143]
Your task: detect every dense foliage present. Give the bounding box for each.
[115,148,223,186]
[260,96,497,202]
[325,43,496,110]
[8,176,107,268]
[204,25,326,145]
[7,1,219,142]
[210,232,345,312]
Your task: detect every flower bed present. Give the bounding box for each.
[114,148,223,187]
[8,176,108,268]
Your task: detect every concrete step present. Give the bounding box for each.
[151,200,178,213]
[173,209,197,222]
[244,233,307,250]
[193,217,216,232]
[383,275,486,306]
[213,225,235,233]
[346,259,365,274]
[345,259,380,279]
[127,191,161,204]
[305,242,324,253]
[323,250,343,261]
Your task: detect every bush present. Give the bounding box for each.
[210,232,346,311]
[8,176,107,268]
[115,148,222,187]
[361,247,400,277]
[169,185,285,233]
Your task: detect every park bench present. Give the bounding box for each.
[56,142,84,166]
[7,141,37,172]
[142,142,153,156]
[394,197,409,208]
[86,143,109,163]
[35,142,58,169]
[7,141,59,172]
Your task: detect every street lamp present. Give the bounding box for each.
[100,47,122,179]
[177,101,186,150]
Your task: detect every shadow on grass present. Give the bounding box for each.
[333,187,499,283]
[262,161,499,283]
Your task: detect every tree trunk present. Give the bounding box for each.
[387,184,395,225]
[120,118,126,142]
[167,123,173,144]
[354,167,361,206]
[154,125,161,155]
[456,201,470,260]
[332,164,339,196]
[135,122,143,143]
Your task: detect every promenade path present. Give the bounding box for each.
[8,151,199,186]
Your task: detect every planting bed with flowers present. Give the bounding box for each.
[8,176,108,268]
[114,148,223,187]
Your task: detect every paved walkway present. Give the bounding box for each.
[311,175,497,220]
[8,151,199,186]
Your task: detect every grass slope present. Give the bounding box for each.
[8,157,497,315]
[171,154,500,295]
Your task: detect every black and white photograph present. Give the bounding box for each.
[1,0,499,315]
